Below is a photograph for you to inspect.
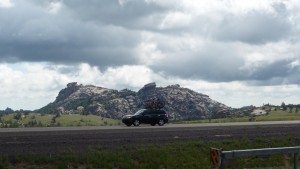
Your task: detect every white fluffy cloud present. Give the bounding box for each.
[48,1,63,14]
[0,0,13,8]
[1,62,300,110]
[0,63,164,110]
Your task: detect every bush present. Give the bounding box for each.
[14,112,22,120]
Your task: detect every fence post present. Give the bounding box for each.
[294,152,298,169]
[210,148,222,169]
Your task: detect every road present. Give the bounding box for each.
[1,121,300,155]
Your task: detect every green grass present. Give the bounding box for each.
[173,109,300,124]
[56,114,120,126]
[256,110,300,121]
[2,109,300,127]
[1,113,16,122]
[0,113,121,127]
[22,114,53,126]
[173,117,250,124]
[1,136,299,169]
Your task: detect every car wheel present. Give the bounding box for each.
[125,123,132,126]
[133,119,140,126]
[158,119,164,126]
[150,123,156,126]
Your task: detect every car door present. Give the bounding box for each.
[140,109,151,123]
[150,110,160,123]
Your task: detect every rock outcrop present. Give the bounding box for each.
[38,82,232,120]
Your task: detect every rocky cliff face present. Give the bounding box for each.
[38,82,232,120]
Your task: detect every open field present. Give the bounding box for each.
[257,109,300,121]
[1,109,300,128]
[1,123,300,168]
[173,109,300,124]
[0,113,120,127]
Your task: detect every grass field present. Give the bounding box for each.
[1,109,300,127]
[256,109,300,121]
[0,113,121,127]
[56,114,121,126]
[0,136,299,169]
[173,109,300,124]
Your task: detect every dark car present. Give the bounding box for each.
[122,109,168,126]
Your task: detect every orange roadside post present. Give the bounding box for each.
[210,148,223,169]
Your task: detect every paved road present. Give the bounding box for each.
[1,120,300,132]
[1,121,300,155]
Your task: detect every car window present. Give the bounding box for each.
[143,110,152,115]
[154,110,161,114]
[159,110,166,114]
[134,109,146,115]
[148,110,156,114]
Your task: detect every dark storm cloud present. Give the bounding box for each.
[240,59,300,86]
[154,56,300,85]
[247,60,292,81]
[145,2,300,85]
[150,38,300,85]
[246,62,300,86]
[213,9,291,44]
[150,42,246,82]
[63,0,167,29]
[1,0,300,86]
[0,0,157,66]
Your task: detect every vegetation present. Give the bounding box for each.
[0,113,120,128]
[0,136,299,169]
[173,106,300,124]
[1,103,300,127]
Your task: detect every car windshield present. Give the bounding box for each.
[134,109,146,115]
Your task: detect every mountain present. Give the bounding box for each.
[38,82,232,120]
[0,107,14,114]
[0,107,32,114]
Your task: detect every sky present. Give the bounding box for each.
[1,0,300,110]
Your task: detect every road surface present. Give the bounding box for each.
[1,121,300,155]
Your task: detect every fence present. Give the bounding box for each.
[210,146,300,169]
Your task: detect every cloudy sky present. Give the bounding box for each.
[1,0,300,110]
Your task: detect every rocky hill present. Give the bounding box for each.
[38,82,232,120]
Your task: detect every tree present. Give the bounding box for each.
[281,102,287,111]
[38,121,43,127]
[287,104,294,113]
[81,111,89,116]
[51,116,56,126]
[28,120,37,127]
[14,112,22,120]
